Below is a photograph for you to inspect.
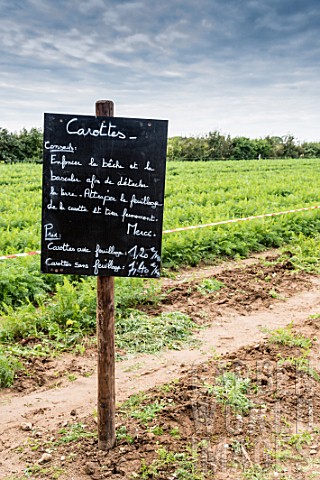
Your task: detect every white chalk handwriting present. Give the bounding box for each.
[83,188,116,204]
[44,223,61,241]
[66,118,127,139]
[45,258,72,267]
[95,244,125,258]
[50,154,81,169]
[129,194,163,209]
[128,260,149,276]
[93,259,124,275]
[121,208,156,223]
[127,223,154,237]
[50,171,81,183]
[45,141,75,153]
[117,177,148,188]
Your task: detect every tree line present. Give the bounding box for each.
[1,126,320,163]
[167,131,320,161]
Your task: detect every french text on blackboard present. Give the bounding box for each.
[41,113,168,278]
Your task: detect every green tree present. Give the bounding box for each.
[230,136,257,160]
[264,136,284,158]
[301,141,320,158]
[282,134,300,158]
[18,127,43,162]
[0,128,20,163]
[252,138,272,159]
[206,130,231,159]
[167,135,208,161]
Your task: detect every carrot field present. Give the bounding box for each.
[1,158,320,386]
[2,158,320,258]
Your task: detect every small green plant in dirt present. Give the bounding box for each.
[207,371,253,414]
[230,439,252,455]
[157,378,180,393]
[196,278,225,295]
[277,354,320,381]
[116,425,135,444]
[266,442,303,462]
[23,465,65,479]
[136,446,204,479]
[242,464,270,479]
[130,400,166,425]
[0,351,22,387]
[120,391,146,410]
[169,427,181,438]
[149,425,164,436]
[283,431,312,451]
[268,288,284,300]
[230,439,242,455]
[120,392,166,425]
[55,422,96,445]
[264,323,312,350]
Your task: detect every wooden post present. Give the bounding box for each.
[95,100,116,450]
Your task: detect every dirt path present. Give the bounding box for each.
[1,256,320,479]
[1,283,320,477]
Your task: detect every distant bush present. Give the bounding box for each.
[0,127,42,163]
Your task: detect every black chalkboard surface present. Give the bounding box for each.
[41,113,168,278]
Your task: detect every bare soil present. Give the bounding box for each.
[1,252,320,479]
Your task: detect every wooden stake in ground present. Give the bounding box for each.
[95,100,116,450]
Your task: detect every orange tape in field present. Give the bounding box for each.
[0,251,41,261]
[0,205,319,260]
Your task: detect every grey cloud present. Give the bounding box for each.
[0,0,319,140]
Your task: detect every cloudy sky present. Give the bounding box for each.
[1,0,319,140]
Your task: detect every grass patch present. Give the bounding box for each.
[136,446,205,479]
[196,278,225,295]
[120,392,166,425]
[116,425,135,444]
[277,354,320,381]
[116,310,197,354]
[0,351,22,387]
[206,371,253,415]
[55,422,96,445]
[280,431,312,451]
[281,232,320,274]
[130,401,166,425]
[242,465,270,479]
[0,274,196,384]
[264,323,312,350]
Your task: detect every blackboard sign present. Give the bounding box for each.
[41,113,168,278]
